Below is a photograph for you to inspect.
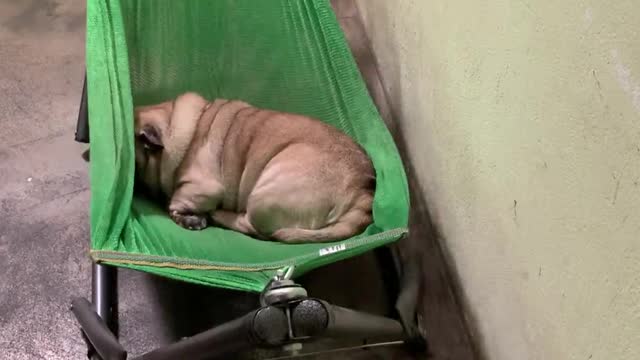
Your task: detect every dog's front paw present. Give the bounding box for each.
[170,210,208,230]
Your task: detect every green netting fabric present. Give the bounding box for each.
[86,0,409,292]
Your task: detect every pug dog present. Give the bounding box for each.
[133,92,375,243]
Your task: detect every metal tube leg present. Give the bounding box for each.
[75,73,90,143]
[323,302,405,340]
[91,263,118,334]
[71,298,127,360]
[374,247,402,318]
[133,311,259,360]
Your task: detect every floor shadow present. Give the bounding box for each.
[147,274,260,341]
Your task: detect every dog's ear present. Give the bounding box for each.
[137,124,164,151]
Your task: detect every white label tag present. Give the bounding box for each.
[319,243,347,256]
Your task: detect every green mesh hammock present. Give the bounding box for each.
[87,0,409,293]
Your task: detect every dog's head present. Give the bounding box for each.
[133,93,209,198]
[133,99,173,198]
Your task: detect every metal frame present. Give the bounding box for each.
[72,75,426,359]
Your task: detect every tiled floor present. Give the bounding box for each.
[0,1,418,359]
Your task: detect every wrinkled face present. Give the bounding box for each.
[133,100,173,197]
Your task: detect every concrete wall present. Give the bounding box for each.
[356,1,640,359]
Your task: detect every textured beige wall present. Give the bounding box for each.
[356,1,640,359]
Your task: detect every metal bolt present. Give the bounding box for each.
[284,265,295,280]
